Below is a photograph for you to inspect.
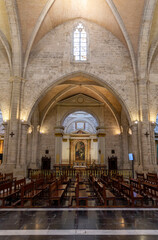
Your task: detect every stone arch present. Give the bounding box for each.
[27,71,133,126]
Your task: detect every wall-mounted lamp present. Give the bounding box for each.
[134,120,138,124]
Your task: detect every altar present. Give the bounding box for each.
[73,162,87,169]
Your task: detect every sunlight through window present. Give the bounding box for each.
[73,23,87,61]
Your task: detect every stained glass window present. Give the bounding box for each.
[73,23,87,61]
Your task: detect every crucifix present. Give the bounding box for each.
[144,131,149,137]
[10,132,15,137]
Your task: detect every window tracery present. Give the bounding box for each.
[73,23,87,61]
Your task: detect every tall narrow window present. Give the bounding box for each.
[73,23,87,61]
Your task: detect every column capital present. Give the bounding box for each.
[54,126,64,137]
[97,126,106,137]
[130,121,139,129]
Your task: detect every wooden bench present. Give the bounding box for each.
[4,173,15,181]
[130,178,142,194]
[21,182,42,207]
[111,177,121,193]
[146,173,158,184]
[45,174,55,184]
[15,178,26,191]
[49,181,65,206]
[136,173,145,181]
[11,178,26,206]
[33,178,49,191]
[96,181,115,207]
[75,183,88,207]
[56,179,68,193]
[0,181,19,207]
[142,181,158,205]
[120,182,143,207]
[101,174,111,187]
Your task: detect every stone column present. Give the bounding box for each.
[6,77,25,171]
[150,122,157,165]
[30,125,40,169]
[97,127,106,165]
[137,80,153,171]
[121,126,130,169]
[130,122,141,171]
[0,122,9,168]
[20,122,30,175]
[54,126,64,164]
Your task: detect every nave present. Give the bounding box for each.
[0,171,158,208]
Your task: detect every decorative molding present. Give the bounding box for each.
[138,0,157,77]
[97,133,106,137]
[5,0,22,76]
[105,0,137,76]
[0,29,12,73]
[55,133,63,137]
[23,0,57,77]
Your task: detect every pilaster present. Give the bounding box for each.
[97,127,106,165]
[55,126,64,164]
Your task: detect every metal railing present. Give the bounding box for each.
[28,168,133,180]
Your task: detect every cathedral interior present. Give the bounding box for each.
[0,0,158,239]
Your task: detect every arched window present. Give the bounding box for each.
[73,23,87,61]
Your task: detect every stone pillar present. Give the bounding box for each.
[97,127,106,165]
[130,122,141,171]
[20,122,30,175]
[6,77,25,172]
[137,80,153,171]
[150,122,157,165]
[1,122,9,166]
[55,126,64,164]
[122,126,130,169]
[90,137,98,164]
[30,125,40,169]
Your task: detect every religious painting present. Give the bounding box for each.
[75,141,85,161]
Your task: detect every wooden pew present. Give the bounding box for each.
[142,181,158,205]
[96,181,115,207]
[49,181,65,206]
[130,178,142,194]
[100,174,111,187]
[21,182,42,207]
[12,178,26,206]
[111,177,121,193]
[15,178,26,191]
[4,173,15,181]
[45,174,55,184]
[56,179,68,193]
[75,183,88,207]
[0,181,19,207]
[136,173,145,181]
[33,178,49,191]
[146,173,158,184]
[120,182,143,207]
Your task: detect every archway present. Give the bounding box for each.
[62,111,99,166]
[28,73,132,170]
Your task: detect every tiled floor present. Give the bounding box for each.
[0,209,158,240]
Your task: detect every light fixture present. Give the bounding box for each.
[135,120,138,124]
